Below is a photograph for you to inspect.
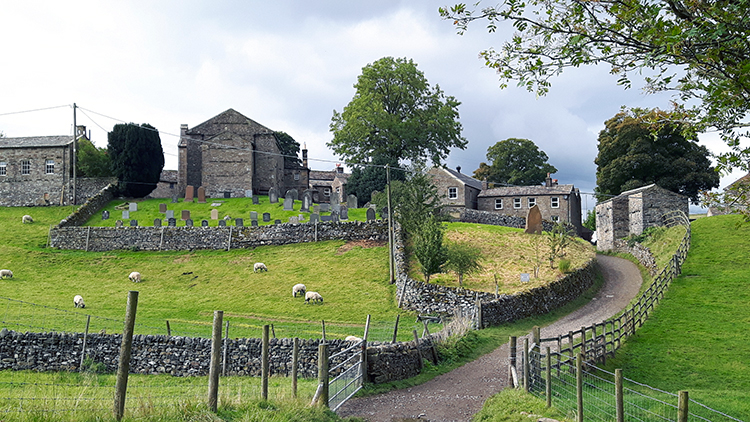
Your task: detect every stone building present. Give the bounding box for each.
[177,109,309,199]
[147,169,179,199]
[0,135,75,206]
[308,164,350,203]
[428,166,483,211]
[595,184,688,251]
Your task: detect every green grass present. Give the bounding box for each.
[603,214,750,420]
[473,388,573,422]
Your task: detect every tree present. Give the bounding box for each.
[413,215,448,283]
[473,138,557,186]
[345,155,405,207]
[329,56,467,166]
[374,166,444,237]
[583,210,596,232]
[108,123,165,198]
[274,131,301,167]
[76,137,112,178]
[444,241,483,287]
[546,222,573,269]
[440,2,750,173]
[595,108,719,204]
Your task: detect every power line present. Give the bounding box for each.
[0,104,70,117]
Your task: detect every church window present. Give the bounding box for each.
[21,160,30,175]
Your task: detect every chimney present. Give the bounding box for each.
[336,163,343,173]
[456,165,461,173]
[482,177,488,190]
[553,179,558,186]
[545,173,553,187]
[302,143,308,168]
[75,125,86,139]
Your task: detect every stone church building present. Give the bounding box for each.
[177,109,309,198]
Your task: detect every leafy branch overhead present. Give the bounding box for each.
[440,1,750,172]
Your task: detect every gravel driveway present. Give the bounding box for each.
[336,255,642,422]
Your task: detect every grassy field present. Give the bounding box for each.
[604,214,750,419]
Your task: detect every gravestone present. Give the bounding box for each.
[289,216,299,224]
[129,202,137,212]
[347,194,357,209]
[154,218,162,227]
[366,208,376,221]
[320,203,330,212]
[251,219,259,227]
[168,218,176,227]
[274,219,282,225]
[197,186,206,203]
[218,220,226,227]
[252,196,259,205]
[185,185,194,202]
[181,210,190,221]
[116,220,123,227]
[340,206,348,220]
[332,203,341,213]
[331,191,340,206]
[166,210,175,220]
[310,213,320,223]
[262,213,271,222]
[268,187,278,203]
[186,219,194,227]
[201,220,209,227]
[331,211,339,222]
[250,211,258,221]
[130,220,138,227]
[524,204,543,235]
[321,215,332,222]
[380,207,389,219]
[159,203,167,213]
[283,196,294,211]
[313,205,320,214]
[122,210,129,220]
[235,218,243,227]
[245,190,253,198]
[301,191,312,212]
[210,202,222,207]
[285,189,299,201]
[211,209,219,220]
[102,210,110,220]
[171,194,179,203]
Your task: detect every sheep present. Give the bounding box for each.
[305,291,323,304]
[22,215,33,224]
[345,335,362,342]
[73,295,85,309]
[292,283,306,298]
[223,215,232,221]
[128,271,141,283]
[0,269,12,279]
[254,262,268,272]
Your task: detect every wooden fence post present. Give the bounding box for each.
[207,310,223,412]
[615,369,624,422]
[262,324,269,401]
[114,291,138,422]
[165,320,171,337]
[292,337,299,398]
[678,391,689,422]
[576,353,583,422]
[80,314,91,370]
[317,343,329,407]
[412,330,424,371]
[392,314,400,343]
[222,320,229,376]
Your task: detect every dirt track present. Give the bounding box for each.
[336,255,642,422]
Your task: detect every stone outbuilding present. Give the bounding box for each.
[308,164,350,204]
[428,166,483,211]
[147,169,179,199]
[595,184,689,251]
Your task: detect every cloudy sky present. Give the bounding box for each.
[0,1,743,212]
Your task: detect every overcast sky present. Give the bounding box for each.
[1,1,743,213]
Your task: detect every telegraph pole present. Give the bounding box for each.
[72,103,77,205]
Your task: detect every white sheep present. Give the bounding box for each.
[345,335,362,342]
[254,262,268,272]
[305,291,323,304]
[223,215,232,221]
[0,269,12,279]
[292,283,306,297]
[22,215,33,224]
[128,271,141,283]
[73,295,85,309]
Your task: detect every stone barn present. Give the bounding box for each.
[595,184,688,251]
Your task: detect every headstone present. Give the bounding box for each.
[154,218,162,227]
[130,219,138,227]
[301,191,313,212]
[331,191,340,206]
[116,220,123,227]
[283,196,294,211]
[268,187,278,203]
[235,218,243,227]
[285,189,299,201]
[332,203,341,213]
[166,210,175,220]
[262,212,271,222]
[340,206,348,220]
[524,204,544,235]
[366,208,376,221]
[347,194,357,209]
[223,191,231,199]
[210,202,222,207]
[251,219,259,227]
[252,196,259,205]
[310,213,320,223]
[122,210,129,220]
[250,211,258,220]
[129,202,137,212]
[102,210,110,220]
[320,203,330,212]
[245,190,253,198]
[218,219,227,227]
[186,219,194,227]
[321,215,332,222]
[197,186,206,203]
[159,203,167,213]
[331,211,339,222]
[274,219,282,225]
[313,205,320,213]
[181,210,190,221]
[211,209,219,220]
[289,216,299,224]
[185,185,194,202]
[171,194,179,203]
[380,207,389,219]
[201,220,209,227]
[168,218,176,227]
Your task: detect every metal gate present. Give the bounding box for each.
[328,339,364,412]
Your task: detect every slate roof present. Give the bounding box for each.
[0,136,74,148]
[309,170,350,184]
[478,184,576,197]
[185,109,274,138]
[440,167,484,190]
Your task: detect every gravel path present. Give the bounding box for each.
[336,255,642,422]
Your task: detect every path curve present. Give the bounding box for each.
[336,255,642,422]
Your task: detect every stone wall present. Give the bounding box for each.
[50,220,388,251]
[611,240,657,276]
[58,183,118,228]
[366,338,436,384]
[75,178,118,205]
[458,208,569,233]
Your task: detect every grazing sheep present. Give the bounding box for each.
[73,295,85,309]
[345,335,362,342]
[254,262,268,272]
[22,215,33,224]
[305,291,323,304]
[292,283,306,297]
[223,215,232,221]
[0,269,12,279]
[128,271,141,283]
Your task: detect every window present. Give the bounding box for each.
[324,188,331,197]
[513,198,521,209]
[0,162,6,176]
[294,173,300,181]
[528,197,536,208]
[21,160,30,175]
[45,159,55,174]
[169,182,175,189]
[494,198,503,209]
[551,215,559,222]
[551,197,559,208]
[448,187,458,199]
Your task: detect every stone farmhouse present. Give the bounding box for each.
[428,166,483,211]
[308,164,350,204]
[595,184,688,251]
[0,135,75,206]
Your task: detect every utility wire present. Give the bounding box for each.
[0,104,70,117]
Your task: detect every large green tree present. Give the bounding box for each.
[346,155,405,207]
[595,108,719,204]
[440,2,750,172]
[108,123,164,198]
[374,167,444,237]
[76,137,112,178]
[329,56,467,166]
[473,138,557,186]
[274,131,301,167]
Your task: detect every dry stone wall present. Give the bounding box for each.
[458,208,568,233]
[58,183,118,228]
